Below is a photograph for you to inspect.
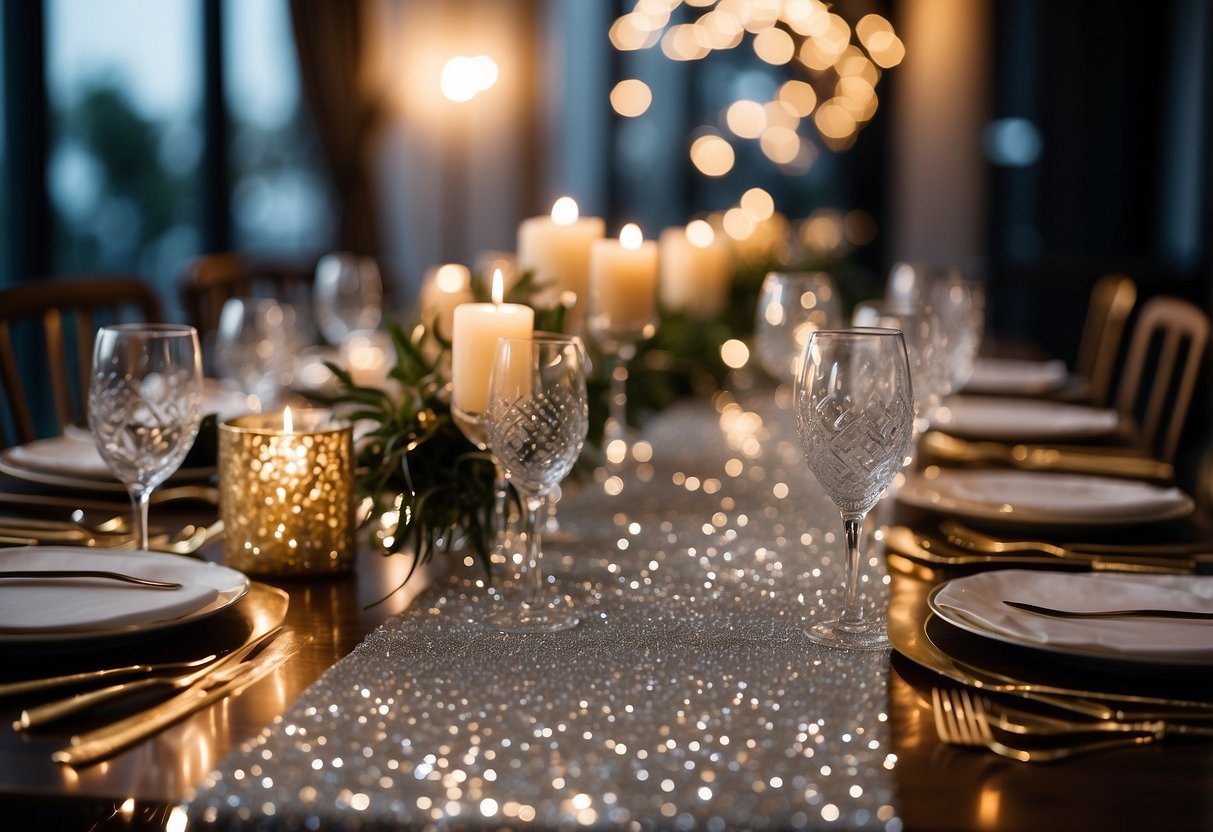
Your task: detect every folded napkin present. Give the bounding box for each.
[964,358,1069,394]
[933,470,1189,521]
[933,570,1213,662]
[934,396,1119,441]
[0,548,223,633]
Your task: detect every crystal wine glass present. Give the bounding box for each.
[313,252,383,346]
[754,271,841,384]
[795,328,913,650]
[852,299,948,436]
[88,324,205,550]
[485,334,589,633]
[929,272,985,394]
[214,297,290,412]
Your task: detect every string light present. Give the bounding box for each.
[610,0,902,166]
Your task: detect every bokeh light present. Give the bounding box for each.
[611,79,654,117]
[689,134,736,177]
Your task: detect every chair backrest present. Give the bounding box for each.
[1075,273,1136,406]
[1114,295,1209,463]
[0,275,164,447]
[179,252,314,339]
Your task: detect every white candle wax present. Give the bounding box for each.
[589,224,659,341]
[451,302,534,416]
[659,221,732,319]
[516,198,605,326]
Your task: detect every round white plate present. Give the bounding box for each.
[929,570,1213,665]
[962,358,1069,396]
[932,395,1119,442]
[898,469,1194,527]
[0,445,215,494]
[0,547,248,644]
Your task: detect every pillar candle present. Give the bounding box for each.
[451,282,534,419]
[659,220,733,319]
[516,197,605,327]
[589,223,659,343]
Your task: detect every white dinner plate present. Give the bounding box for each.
[0,381,243,492]
[929,570,1213,665]
[0,438,216,493]
[962,358,1070,396]
[0,547,248,644]
[932,395,1120,442]
[897,469,1194,527]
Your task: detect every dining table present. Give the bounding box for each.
[0,379,1210,831]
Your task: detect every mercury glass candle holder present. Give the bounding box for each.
[219,410,355,577]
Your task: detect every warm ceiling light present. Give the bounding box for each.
[610,79,653,117]
[440,55,497,103]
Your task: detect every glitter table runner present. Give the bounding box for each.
[186,390,902,830]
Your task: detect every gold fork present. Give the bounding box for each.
[941,521,1211,567]
[930,688,1158,762]
[974,693,1213,739]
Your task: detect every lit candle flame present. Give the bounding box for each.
[686,219,715,248]
[620,223,643,251]
[283,406,293,434]
[551,196,579,226]
[491,268,505,304]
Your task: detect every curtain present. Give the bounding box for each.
[289,0,384,258]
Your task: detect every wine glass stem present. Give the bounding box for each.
[839,512,868,628]
[491,459,512,552]
[131,487,152,551]
[606,342,636,446]
[520,493,547,608]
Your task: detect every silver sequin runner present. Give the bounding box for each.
[186,388,903,831]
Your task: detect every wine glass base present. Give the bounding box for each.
[484,602,579,634]
[806,619,890,651]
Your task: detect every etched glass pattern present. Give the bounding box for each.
[796,332,912,515]
[489,385,587,495]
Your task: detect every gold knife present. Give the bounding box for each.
[17,626,283,729]
[53,631,306,767]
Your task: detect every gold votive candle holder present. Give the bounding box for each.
[219,409,355,577]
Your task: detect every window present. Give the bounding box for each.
[46,0,203,309]
[224,0,334,254]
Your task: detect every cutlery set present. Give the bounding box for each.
[884,525,1207,575]
[920,432,1175,481]
[930,687,1212,763]
[0,517,224,556]
[0,625,303,767]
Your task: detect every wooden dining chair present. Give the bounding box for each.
[1074,272,1136,406]
[178,252,315,339]
[0,275,165,447]
[1112,294,1208,463]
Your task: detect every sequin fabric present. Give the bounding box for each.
[186,388,902,831]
